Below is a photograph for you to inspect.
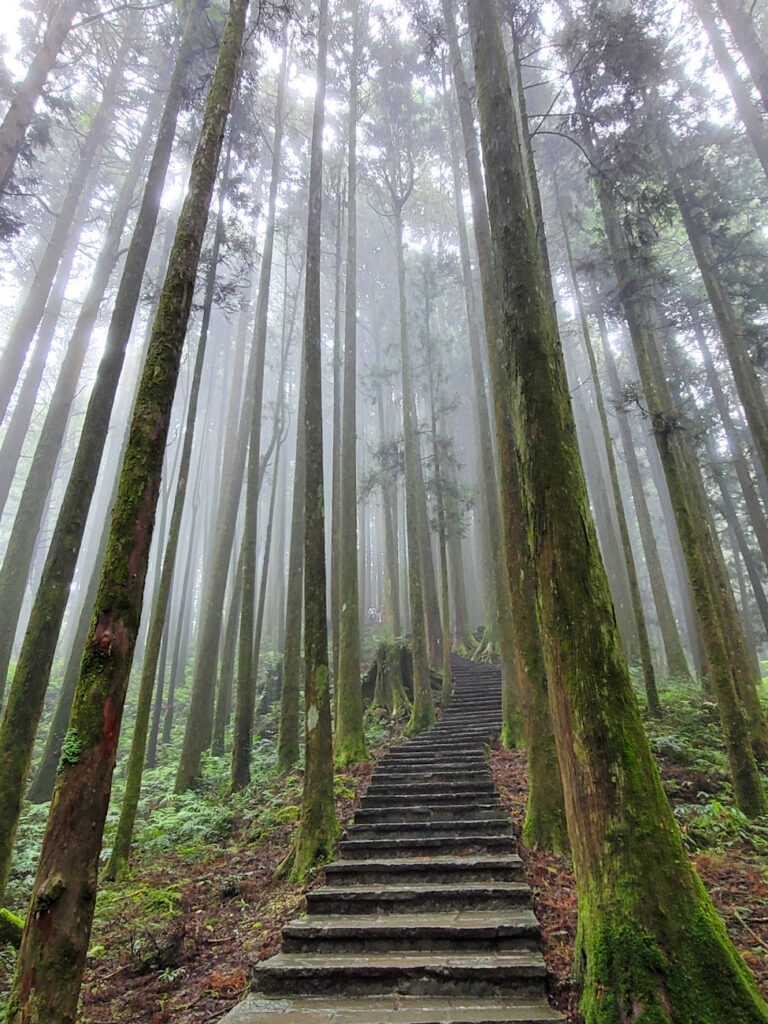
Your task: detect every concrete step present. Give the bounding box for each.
[352,804,505,824]
[281,910,541,954]
[253,951,548,997]
[345,818,510,839]
[337,834,516,860]
[306,881,532,915]
[219,993,563,1023]
[325,854,522,885]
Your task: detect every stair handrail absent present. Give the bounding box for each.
[218,656,564,1024]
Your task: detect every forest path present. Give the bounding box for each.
[218,656,563,1023]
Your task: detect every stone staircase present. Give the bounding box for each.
[220,657,563,1023]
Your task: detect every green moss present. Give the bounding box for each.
[579,905,768,1023]
[0,907,23,946]
[58,728,84,769]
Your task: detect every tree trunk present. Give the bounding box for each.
[5,2,247,1016]
[694,0,768,178]
[0,0,207,906]
[468,3,768,1019]
[0,0,82,194]
[559,205,660,714]
[393,205,435,736]
[287,0,338,881]
[444,0,567,851]
[0,10,138,421]
[230,41,287,792]
[335,0,365,767]
[715,0,768,112]
[104,118,233,874]
[0,87,160,525]
[591,293,693,682]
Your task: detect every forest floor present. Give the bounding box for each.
[1,680,767,1022]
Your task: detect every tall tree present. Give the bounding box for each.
[285,0,338,880]
[335,0,365,766]
[0,0,82,195]
[0,0,209,908]
[4,0,248,1016]
[468,3,768,1020]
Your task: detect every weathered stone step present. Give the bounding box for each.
[352,804,505,824]
[281,910,540,954]
[345,818,510,839]
[338,834,516,860]
[306,881,532,915]
[253,951,548,997]
[371,770,491,786]
[325,854,522,885]
[361,790,495,809]
[400,739,496,752]
[221,993,563,1023]
[364,781,495,798]
[375,759,489,772]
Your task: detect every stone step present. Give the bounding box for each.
[371,770,492,786]
[281,910,541,954]
[253,951,548,997]
[361,791,495,809]
[345,818,510,839]
[364,781,495,798]
[375,760,490,773]
[352,804,505,824]
[337,834,516,860]
[306,881,532,915]
[219,993,563,1023]
[399,739,495,753]
[325,854,522,885]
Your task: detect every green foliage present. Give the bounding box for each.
[675,801,768,855]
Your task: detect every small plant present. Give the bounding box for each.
[675,800,768,854]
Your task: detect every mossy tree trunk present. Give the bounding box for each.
[468,3,768,1020]
[443,0,567,851]
[694,318,768,566]
[276,358,306,773]
[288,0,338,881]
[591,292,693,683]
[0,0,207,907]
[5,3,248,1018]
[105,117,240,878]
[335,0,365,766]
[559,204,660,713]
[561,25,768,798]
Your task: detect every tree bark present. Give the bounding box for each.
[0,0,207,907]
[335,0,365,766]
[468,3,768,1019]
[5,1,247,1016]
[287,0,338,881]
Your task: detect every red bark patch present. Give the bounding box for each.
[98,694,121,763]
